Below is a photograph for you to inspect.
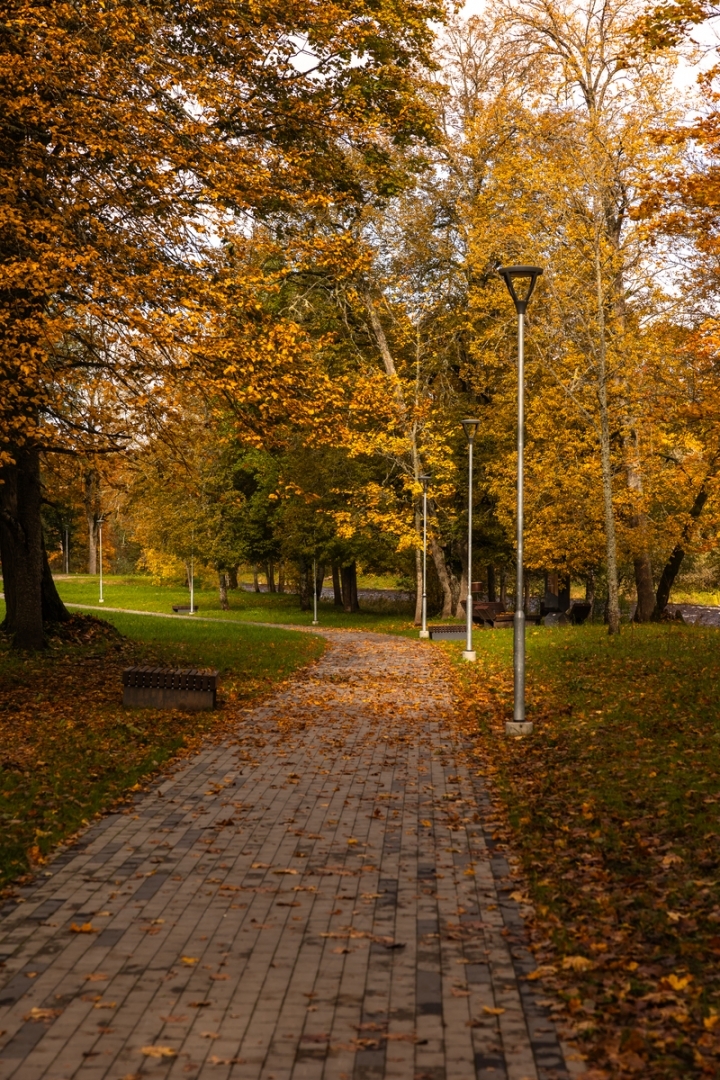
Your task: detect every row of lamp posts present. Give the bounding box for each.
[418,265,543,736]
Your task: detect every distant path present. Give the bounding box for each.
[0,630,576,1079]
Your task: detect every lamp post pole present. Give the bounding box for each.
[461,420,480,662]
[64,524,69,575]
[419,474,431,639]
[498,265,544,736]
[98,517,104,604]
[189,529,195,614]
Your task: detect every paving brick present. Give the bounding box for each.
[0,630,573,1080]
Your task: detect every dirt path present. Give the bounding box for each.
[0,630,576,1079]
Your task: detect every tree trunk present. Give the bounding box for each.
[277,562,285,593]
[414,508,423,625]
[299,565,312,610]
[585,570,595,618]
[653,480,712,618]
[84,467,100,575]
[332,563,343,607]
[252,565,260,592]
[350,562,359,612]
[593,214,621,634]
[454,554,467,619]
[633,552,655,622]
[500,566,507,608]
[266,561,276,593]
[487,565,496,603]
[341,562,360,612]
[315,562,325,605]
[227,565,239,590]
[0,447,53,648]
[559,573,571,614]
[430,533,453,619]
[218,571,229,610]
[41,532,70,623]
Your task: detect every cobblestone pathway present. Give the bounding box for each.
[0,631,575,1080]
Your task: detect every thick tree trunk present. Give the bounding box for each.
[500,566,507,608]
[487,565,496,603]
[252,565,260,592]
[331,563,343,607]
[652,481,712,618]
[218,571,229,610]
[430,534,453,619]
[0,447,57,648]
[84,467,100,574]
[227,565,239,590]
[277,562,285,593]
[633,552,655,622]
[341,562,360,612]
[41,533,70,623]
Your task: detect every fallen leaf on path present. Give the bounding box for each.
[201,1031,219,1038]
[180,956,198,965]
[189,1001,212,1008]
[84,973,108,982]
[93,1001,117,1009]
[141,1045,176,1058]
[208,1055,245,1065]
[24,1007,61,1022]
[482,1006,506,1016]
[70,922,97,934]
[272,868,298,875]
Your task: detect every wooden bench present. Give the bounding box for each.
[122,667,218,711]
[172,604,199,613]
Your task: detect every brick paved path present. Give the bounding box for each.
[0,631,574,1080]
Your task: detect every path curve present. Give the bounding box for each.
[0,630,576,1080]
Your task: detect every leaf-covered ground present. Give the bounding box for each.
[0,613,324,889]
[449,622,720,1078]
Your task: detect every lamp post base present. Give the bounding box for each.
[419,630,430,639]
[505,721,533,736]
[462,650,477,662]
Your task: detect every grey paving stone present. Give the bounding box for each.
[0,629,574,1080]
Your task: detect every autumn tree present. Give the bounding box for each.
[0,0,444,647]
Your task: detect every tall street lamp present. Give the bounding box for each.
[98,515,105,604]
[497,265,543,736]
[461,419,480,662]
[419,473,431,639]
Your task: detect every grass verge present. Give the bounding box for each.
[447,622,720,1079]
[54,574,419,635]
[0,609,324,889]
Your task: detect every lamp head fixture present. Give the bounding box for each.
[461,418,480,443]
[419,473,431,487]
[497,265,544,315]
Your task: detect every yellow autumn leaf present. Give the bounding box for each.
[180,956,199,965]
[482,1006,506,1016]
[142,1045,177,1058]
[562,956,593,972]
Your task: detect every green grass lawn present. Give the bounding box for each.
[52,573,419,634]
[447,622,720,1078]
[0,602,324,889]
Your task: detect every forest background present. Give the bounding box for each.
[3,0,720,647]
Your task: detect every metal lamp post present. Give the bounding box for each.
[189,529,195,615]
[98,516,105,604]
[497,265,544,736]
[419,474,431,639]
[461,419,480,662]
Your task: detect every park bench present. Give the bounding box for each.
[172,604,198,613]
[122,667,218,711]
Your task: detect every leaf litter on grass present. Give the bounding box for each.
[450,622,720,1078]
